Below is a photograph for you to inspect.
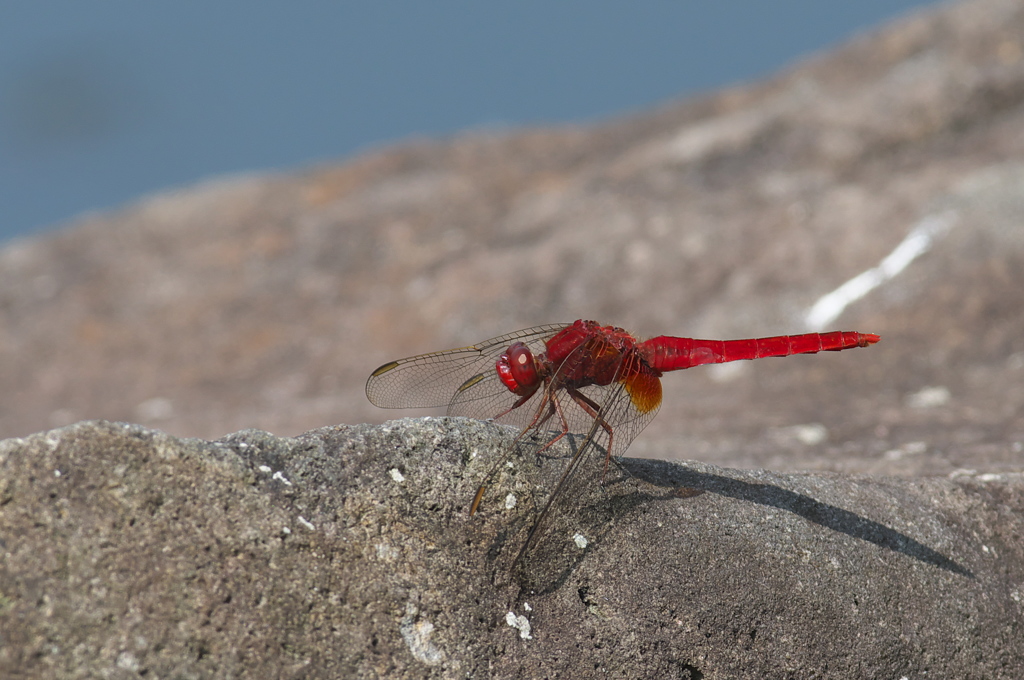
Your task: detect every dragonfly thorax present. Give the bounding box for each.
[496,341,542,397]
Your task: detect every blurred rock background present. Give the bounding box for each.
[1,0,1023,479]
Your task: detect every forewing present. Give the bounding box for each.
[366,323,569,411]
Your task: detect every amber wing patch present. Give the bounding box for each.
[622,370,662,414]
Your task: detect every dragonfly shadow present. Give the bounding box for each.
[619,458,975,579]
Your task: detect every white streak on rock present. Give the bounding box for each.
[805,211,955,329]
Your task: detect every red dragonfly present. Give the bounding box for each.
[366,320,879,561]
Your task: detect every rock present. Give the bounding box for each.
[1,419,1021,678]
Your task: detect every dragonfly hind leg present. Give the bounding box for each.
[565,386,616,482]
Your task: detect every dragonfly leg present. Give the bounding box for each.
[470,387,561,515]
[529,391,574,459]
[491,389,538,421]
[493,388,566,457]
[505,380,574,461]
[565,387,616,482]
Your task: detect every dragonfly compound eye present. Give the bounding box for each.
[496,341,540,396]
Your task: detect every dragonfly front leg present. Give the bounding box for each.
[470,386,561,515]
[492,389,538,421]
[528,390,574,459]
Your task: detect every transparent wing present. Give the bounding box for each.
[365,323,570,413]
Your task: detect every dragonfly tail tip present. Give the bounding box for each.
[860,333,881,346]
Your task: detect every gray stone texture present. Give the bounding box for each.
[1,420,1021,678]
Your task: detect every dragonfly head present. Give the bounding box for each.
[496,341,541,397]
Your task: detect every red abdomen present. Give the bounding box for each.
[641,331,879,372]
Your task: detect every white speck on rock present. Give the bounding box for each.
[272,471,293,486]
[773,423,828,446]
[376,542,400,562]
[884,440,928,460]
[905,386,951,409]
[389,468,405,483]
[506,611,533,640]
[573,533,589,549]
[793,423,827,446]
[115,651,139,671]
[504,493,517,509]
[401,603,444,665]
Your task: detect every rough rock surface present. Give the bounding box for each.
[1,419,1021,679]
